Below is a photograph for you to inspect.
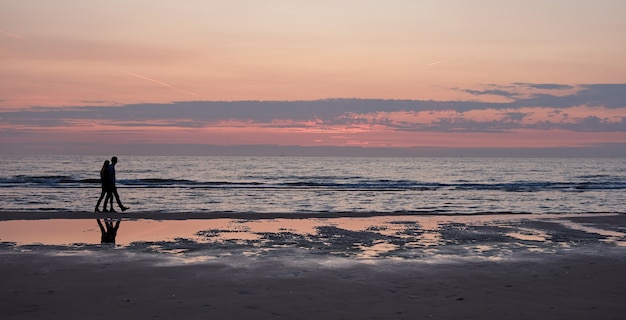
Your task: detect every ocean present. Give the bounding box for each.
[0,155,625,215]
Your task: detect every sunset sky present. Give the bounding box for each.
[1,1,625,156]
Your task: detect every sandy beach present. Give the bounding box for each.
[1,212,626,319]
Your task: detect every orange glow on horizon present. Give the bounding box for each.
[4,119,625,150]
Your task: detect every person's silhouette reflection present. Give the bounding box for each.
[97,218,121,244]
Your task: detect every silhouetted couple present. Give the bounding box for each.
[95,156,129,212]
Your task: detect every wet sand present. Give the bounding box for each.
[0,210,542,221]
[1,211,626,319]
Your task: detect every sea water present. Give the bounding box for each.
[0,156,625,215]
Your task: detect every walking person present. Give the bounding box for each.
[107,156,129,212]
[94,160,112,212]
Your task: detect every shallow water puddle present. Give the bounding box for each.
[505,228,549,242]
[0,214,624,258]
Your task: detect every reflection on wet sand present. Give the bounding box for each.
[96,218,121,244]
[0,214,625,260]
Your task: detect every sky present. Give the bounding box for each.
[1,0,625,156]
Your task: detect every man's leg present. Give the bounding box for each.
[112,187,128,211]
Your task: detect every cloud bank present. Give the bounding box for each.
[3,83,625,130]
[1,83,625,156]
